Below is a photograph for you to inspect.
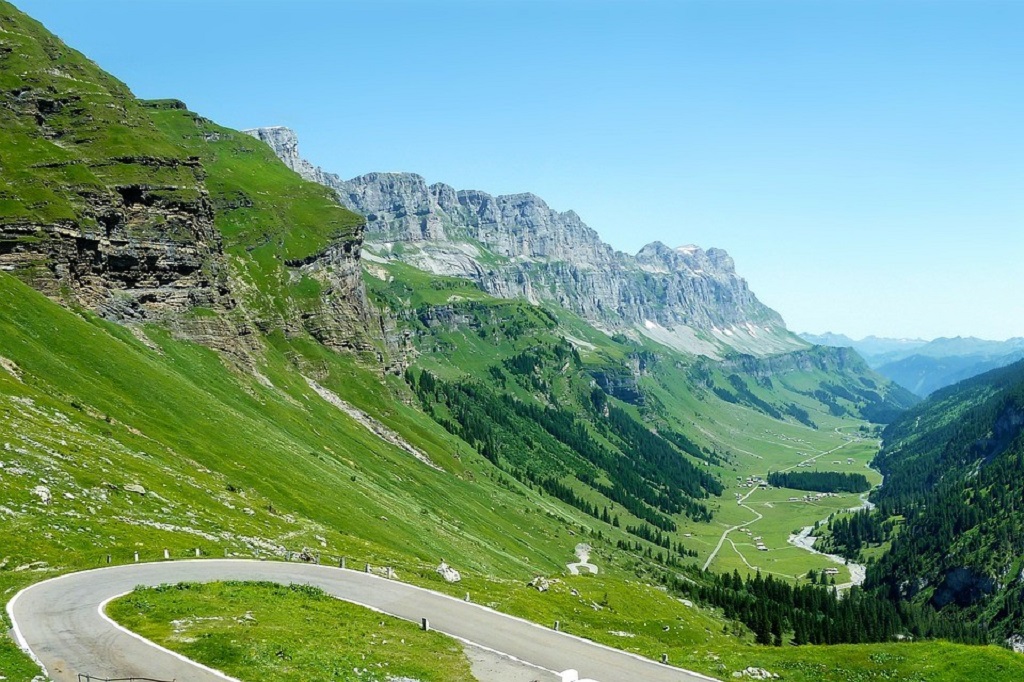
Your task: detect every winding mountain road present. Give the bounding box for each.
[7,559,718,682]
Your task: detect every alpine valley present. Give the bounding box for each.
[1,3,1022,682]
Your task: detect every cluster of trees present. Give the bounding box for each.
[808,381,914,424]
[616,537,697,560]
[869,445,1024,632]
[674,568,987,646]
[623,522,697,555]
[407,363,721,535]
[767,470,870,494]
[785,403,816,428]
[726,374,784,420]
[603,404,723,500]
[821,509,893,560]
[658,427,725,466]
[812,388,849,417]
[503,341,579,379]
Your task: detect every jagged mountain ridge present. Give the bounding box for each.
[245,126,807,358]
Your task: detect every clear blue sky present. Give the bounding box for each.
[15,0,1024,340]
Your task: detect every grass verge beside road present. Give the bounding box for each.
[107,581,477,682]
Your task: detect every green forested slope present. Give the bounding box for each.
[866,360,1024,641]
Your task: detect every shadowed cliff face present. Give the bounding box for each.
[246,127,807,358]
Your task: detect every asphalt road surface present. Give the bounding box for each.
[8,559,718,682]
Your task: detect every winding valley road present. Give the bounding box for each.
[701,430,860,572]
[7,559,718,682]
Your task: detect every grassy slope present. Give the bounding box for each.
[0,2,204,278]
[5,258,1018,681]
[108,582,477,682]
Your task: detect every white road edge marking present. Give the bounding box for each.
[97,591,242,682]
[332,593,562,678]
[343,565,722,682]
[6,583,49,678]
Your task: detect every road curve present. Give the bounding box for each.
[8,559,718,682]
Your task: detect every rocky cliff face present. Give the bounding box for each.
[248,127,807,358]
[0,157,233,322]
[0,17,249,358]
[243,126,337,189]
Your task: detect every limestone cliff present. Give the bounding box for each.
[243,126,336,189]
[248,127,806,358]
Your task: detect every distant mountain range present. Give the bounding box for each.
[801,333,1024,396]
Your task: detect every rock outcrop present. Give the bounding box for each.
[0,157,234,324]
[0,24,250,359]
[248,127,807,358]
[243,126,336,188]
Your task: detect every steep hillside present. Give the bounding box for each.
[866,360,1024,644]
[0,6,371,366]
[247,127,806,358]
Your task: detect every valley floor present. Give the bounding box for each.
[683,423,881,584]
